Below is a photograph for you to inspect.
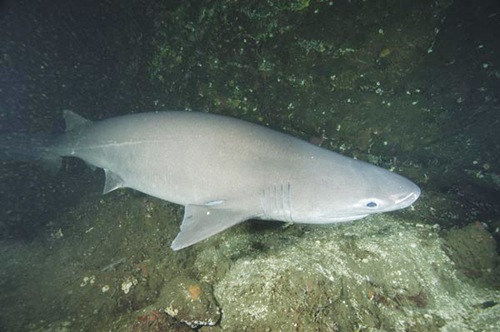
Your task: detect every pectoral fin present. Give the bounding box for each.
[171,203,252,250]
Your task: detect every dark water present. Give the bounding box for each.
[0,0,499,331]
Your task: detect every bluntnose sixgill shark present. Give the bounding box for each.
[3,111,420,250]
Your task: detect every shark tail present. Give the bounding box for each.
[0,132,61,171]
[1,110,92,172]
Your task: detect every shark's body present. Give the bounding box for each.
[9,111,421,250]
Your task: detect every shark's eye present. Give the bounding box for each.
[366,201,378,208]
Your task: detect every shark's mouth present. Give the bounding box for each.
[316,214,370,223]
[392,190,421,207]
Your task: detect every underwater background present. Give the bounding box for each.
[0,0,499,331]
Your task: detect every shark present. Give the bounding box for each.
[2,110,420,250]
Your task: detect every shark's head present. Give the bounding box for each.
[286,157,421,224]
[334,164,421,218]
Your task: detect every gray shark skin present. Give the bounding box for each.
[38,111,420,250]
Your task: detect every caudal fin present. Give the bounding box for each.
[0,132,61,171]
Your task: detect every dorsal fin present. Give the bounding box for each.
[63,110,92,131]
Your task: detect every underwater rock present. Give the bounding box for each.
[442,221,499,287]
[154,276,221,328]
[211,216,500,331]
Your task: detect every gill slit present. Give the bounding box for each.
[260,182,293,222]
